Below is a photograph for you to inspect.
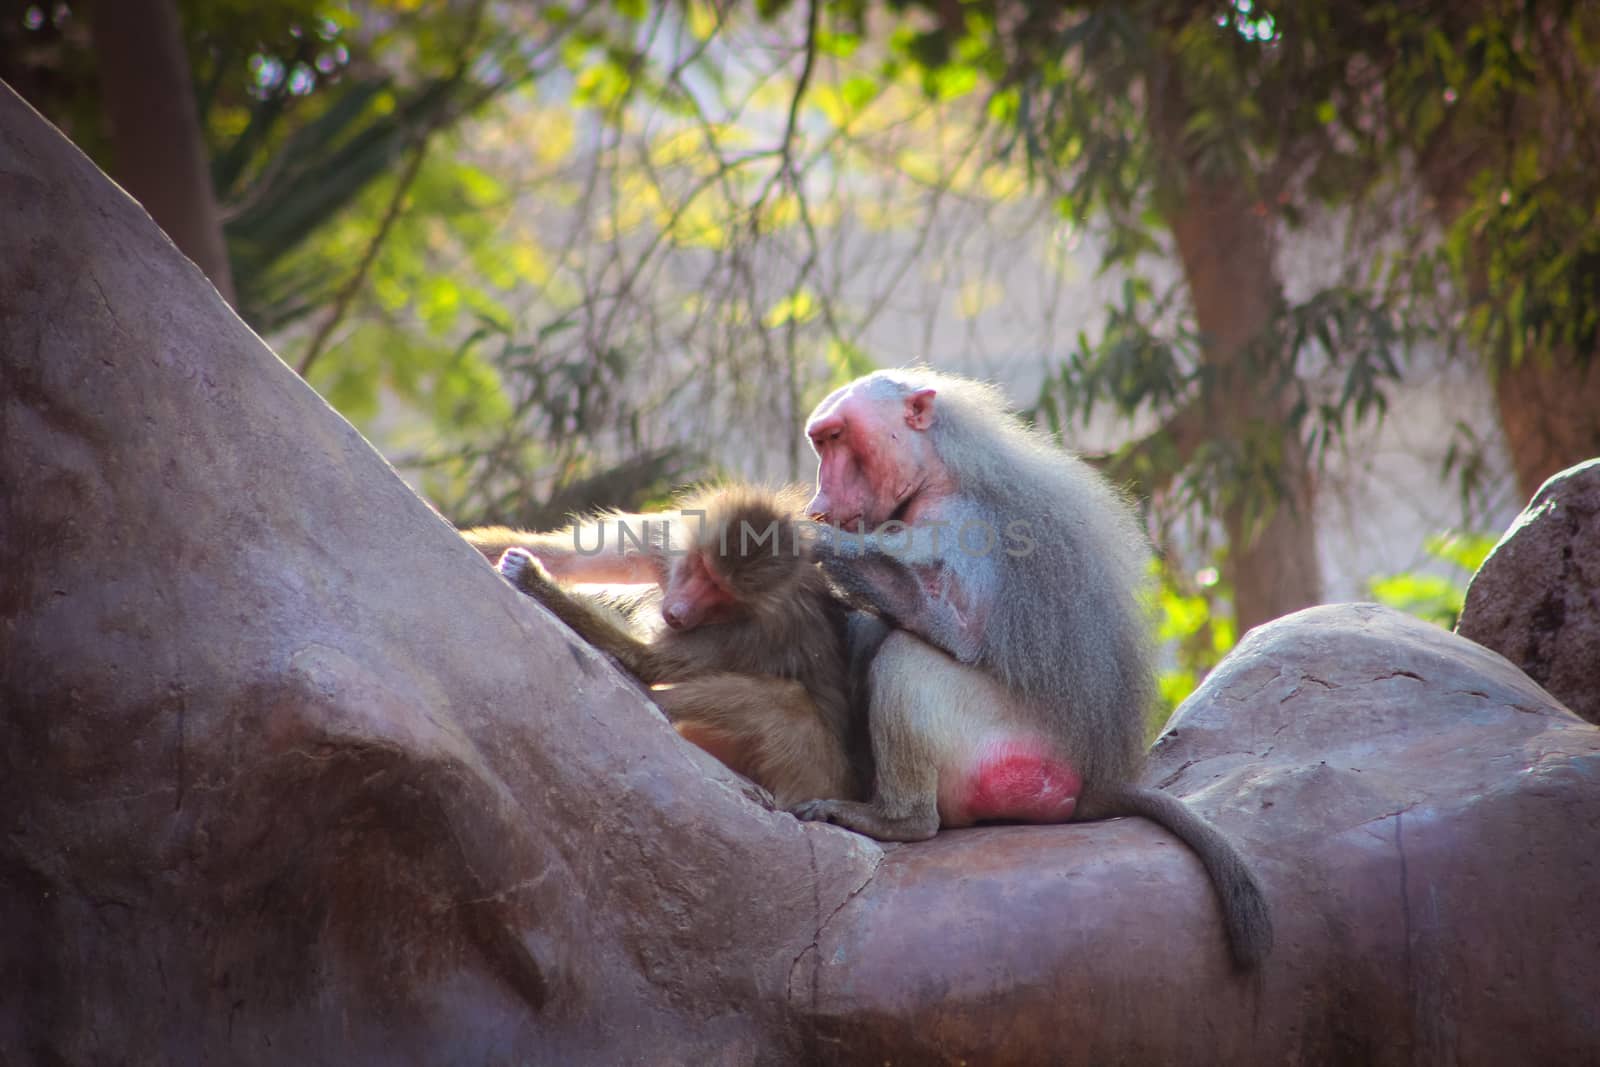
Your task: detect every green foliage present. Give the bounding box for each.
[226,76,479,331]
[189,3,678,521]
[824,338,877,385]
[1146,526,1494,722]
[1037,277,1195,428]
[803,0,1597,552]
[9,0,538,400]
[1032,274,1418,540]
[21,0,1583,545]
[363,305,692,529]
[1366,531,1497,630]
[1147,555,1237,732]
[1354,5,1600,378]
[798,1,1437,624]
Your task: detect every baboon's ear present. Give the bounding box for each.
[904,388,937,431]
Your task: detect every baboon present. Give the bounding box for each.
[464,486,872,808]
[791,368,1274,971]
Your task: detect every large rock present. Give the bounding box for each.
[4,82,1599,1064]
[0,83,873,1065]
[1457,458,1600,724]
[805,604,1600,1064]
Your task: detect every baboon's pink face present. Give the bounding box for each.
[804,383,938,530]
[661,549,736,630]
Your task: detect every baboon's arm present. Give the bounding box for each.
[462,510,679,585]
[814,529,987,664]
[497,548,666,682]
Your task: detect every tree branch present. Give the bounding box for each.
[750,0,820,230]
[295,2,490,378]
[294,132,431,378]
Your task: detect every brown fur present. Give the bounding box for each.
[465,486,868,808]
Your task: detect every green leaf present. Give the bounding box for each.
[817,28,861,58]
[825,338,877,384]
[764,288,819,328]
[1424,531,1497,574]
[840,73,878,112]
[987,86,1020,125]
[929,64,978,101]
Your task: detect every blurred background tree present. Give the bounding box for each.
[4,0,1593,704]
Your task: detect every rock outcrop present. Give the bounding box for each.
[1458,458,1600,725]
[3,82,1598,1065]
[805,603,1600,1064]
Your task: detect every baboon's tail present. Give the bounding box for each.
[1084,784,1273,971]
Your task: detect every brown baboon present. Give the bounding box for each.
[465,486,873,808]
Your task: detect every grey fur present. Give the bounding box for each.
[818,368,1154,787]
[806,368,1273,970]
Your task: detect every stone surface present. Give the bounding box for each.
[804,603,1600,1064]
[4,82,1600,1065]
[1457,457,1600,725]
[0,83,875,1065]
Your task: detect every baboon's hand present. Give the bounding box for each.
[790,799,832,822]
[738,779,778,810]
[790,799,860,828]
[497,547,553,594]
[790,798,940,841]
[819,544,985,665]
[817,551,922,623]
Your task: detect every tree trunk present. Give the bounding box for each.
[1167,182,1321,633]
[1493,351,1600,500]
[1148,69,1322,634]
[1416,84,1600,504]
[89,0,235,305]
[4,80,1598,1066]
